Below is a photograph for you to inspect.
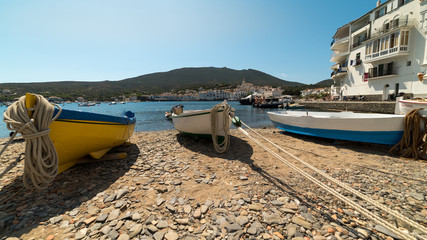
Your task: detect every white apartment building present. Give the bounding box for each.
[331,0,427,100]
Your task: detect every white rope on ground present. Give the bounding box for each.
[240,121,427,237]
[3,94,62,189]
[235,121,424,240]
[210,101,231,153]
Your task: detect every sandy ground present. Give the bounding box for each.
[0,128,426,239]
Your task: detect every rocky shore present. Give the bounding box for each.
[0,129,426,240]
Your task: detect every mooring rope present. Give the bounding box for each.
[390,108,427,159]
[235,120,426,240]
[210,101,231,153]
[2,94,62,189]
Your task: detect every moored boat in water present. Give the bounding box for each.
[239,95,253,105]
[78,102,96,107]
[280,103,305,109]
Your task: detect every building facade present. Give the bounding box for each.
[331,0,427,100]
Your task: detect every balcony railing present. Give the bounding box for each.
[331,36,350,50]
[331,67,348,78]
[370,19,415,40]
[330,51,350,62]
[365,45,409,62]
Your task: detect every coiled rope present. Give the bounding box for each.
[390,108,427,159]
[210,101,231,153]
[235,120,426,240]
[2,94,62,189]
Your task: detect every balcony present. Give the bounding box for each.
[367,63,397,80]
[352,33,369,49]
[370,19,415,40]
[331,67,348,79]
[331,51,350,63]
[331,36,349,51]
[367,74,398,80]
[365,46,409,63]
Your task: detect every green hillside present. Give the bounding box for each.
[313,79,333,87]
[0,67,306,101]
[119,67,303,92]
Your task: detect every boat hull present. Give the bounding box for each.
[172,109,232,139]
[268,111,404,145]
[239,98,252,105]
[256,102,284,108]
[283,104,305,109]
[396,99,427,114]
[51,109,135,173]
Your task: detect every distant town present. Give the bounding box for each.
[148,80,329,101]
[0,80,330,105]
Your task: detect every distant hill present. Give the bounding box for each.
[119,67,303,92]
[0,67,304,100]
[313,79,333,87]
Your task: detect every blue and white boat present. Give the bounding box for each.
[267,111,405,145]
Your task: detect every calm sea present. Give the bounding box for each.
[0,101,289,138]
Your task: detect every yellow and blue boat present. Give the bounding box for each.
[25,93,136,173]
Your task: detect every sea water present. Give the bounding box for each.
[0,101,287,138]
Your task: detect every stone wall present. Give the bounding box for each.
[299,101,396,114]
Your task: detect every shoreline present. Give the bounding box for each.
[0,129,426,239]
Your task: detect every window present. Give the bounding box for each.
[407,61,411,66]
[378,64,384,76]
[385,36,389,49]
[387,62,393,75]
[373,39,380,53]
[375,8,386,19]
[392,19,400,29]
[384,22,390,32]
[368,62,394,78]
[381,37,385,50]
[394,32,399,46]
[355,53,362,65]
[390,33,396,48]
[380,36,389,50]
[398,0,413,7]
[400,30,409,45]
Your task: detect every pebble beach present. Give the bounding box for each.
[0,128,426,240]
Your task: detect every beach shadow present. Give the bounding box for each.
[176,132,373,239]
[250,166,373,239]
[0,143,139,238]
[278,131,392,157]
[176,131,378,239]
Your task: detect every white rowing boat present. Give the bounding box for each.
[395,97,427,115]
[268,111,405,145]
[172,102,234,140]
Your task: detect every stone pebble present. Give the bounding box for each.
[0,129,426,240]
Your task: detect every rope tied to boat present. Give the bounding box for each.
[2,94,62,189]
[210,101,231,153]
[234,120,426,240]
[390,108,427,159]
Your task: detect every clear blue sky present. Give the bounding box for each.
[0,0,378,85]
